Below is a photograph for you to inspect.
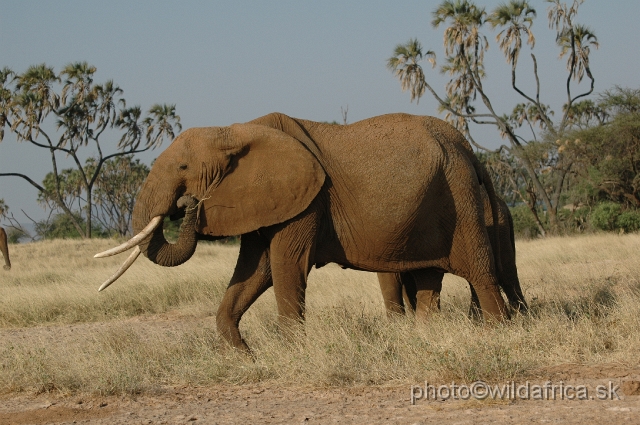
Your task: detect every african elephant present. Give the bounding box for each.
[95,112,508,352]
[377,192,527,321]
[0,227,10,270]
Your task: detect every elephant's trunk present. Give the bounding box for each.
[138,196,200,267]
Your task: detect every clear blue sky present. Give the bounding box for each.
[1,0,638,222]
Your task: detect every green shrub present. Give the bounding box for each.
[509,205,541,238]
[589,202,622,231]
[617,210,640,233]
[589,202,640,233]
[556,206,591,234]
[6,228,26,244]
[35,213,108,239]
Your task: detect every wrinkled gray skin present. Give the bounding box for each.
[128,112,509,352]
[0,227,10,271]
[377,193,527,321]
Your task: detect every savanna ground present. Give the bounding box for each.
[1,234,640,424]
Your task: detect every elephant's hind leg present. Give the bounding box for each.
[450,226,509,322]
[216,232,273,352]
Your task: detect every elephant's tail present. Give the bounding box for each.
[470,156,503,278]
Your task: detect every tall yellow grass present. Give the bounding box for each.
[1,234,639,395]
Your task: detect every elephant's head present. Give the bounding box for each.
[95,123,326,290]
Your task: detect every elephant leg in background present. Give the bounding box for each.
[410,269,445,322]
[384,195,528,319]
[380,272,524,321]
[378,272,406,316]
[377,270,442,321]
[0,227,10,271]
[401,272,417,312]
[216,231,274,352]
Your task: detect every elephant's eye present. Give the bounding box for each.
[179,164,188,170]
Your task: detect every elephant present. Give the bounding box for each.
[95,112,509,352]
[377,191,527,322]
[0,227,10,271]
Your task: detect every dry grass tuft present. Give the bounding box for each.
[1,234,639,395]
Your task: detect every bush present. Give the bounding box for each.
[617,210,640,233]
[589,202,640,233]
[6,228,26,244]
[35,213,108,239]
[589,202,622,231]
[556,206,591,234]
[509,205,541,239]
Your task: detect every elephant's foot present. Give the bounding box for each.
[216,314,251,353]
[470,270,510,323]
[3,265,9,271]
[415,291,441,323]
[478,293,509,323]
[470,278,509,323]
[509,299,528,315]
[385,303,406,318]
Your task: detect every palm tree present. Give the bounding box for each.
[545,0,598,129]
[487,0,536,67]
[0,67,16,141]
[386,38,434,103]
[94,80,124,135]
[60,61,96,106]
[13,64,60,137]
[117,106,144,150]
[15,64,60,109]
[432,0,487,67]
[144,103,182,148]
[557,24,599,83]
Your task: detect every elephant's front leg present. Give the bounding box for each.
[216,232,273,352]
[266,207,319,336]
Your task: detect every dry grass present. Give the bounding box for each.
[1,234,639,395]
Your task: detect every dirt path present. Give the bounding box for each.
[1,380,640,425]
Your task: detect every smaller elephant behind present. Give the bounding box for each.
[378,191,526,320]
[0,227,10,271]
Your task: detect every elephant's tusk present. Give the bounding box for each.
[98,246,141,291]
[94,216,163,258]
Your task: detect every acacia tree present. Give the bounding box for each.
[387,0,599,233]
[563,87,640,208]
[90,155,150,236]
[0,63,181,238]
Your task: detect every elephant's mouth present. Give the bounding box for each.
[94,195,200,291]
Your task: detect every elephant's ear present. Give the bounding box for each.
[198,124,325,237]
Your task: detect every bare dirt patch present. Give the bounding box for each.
[1,380,639,424]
